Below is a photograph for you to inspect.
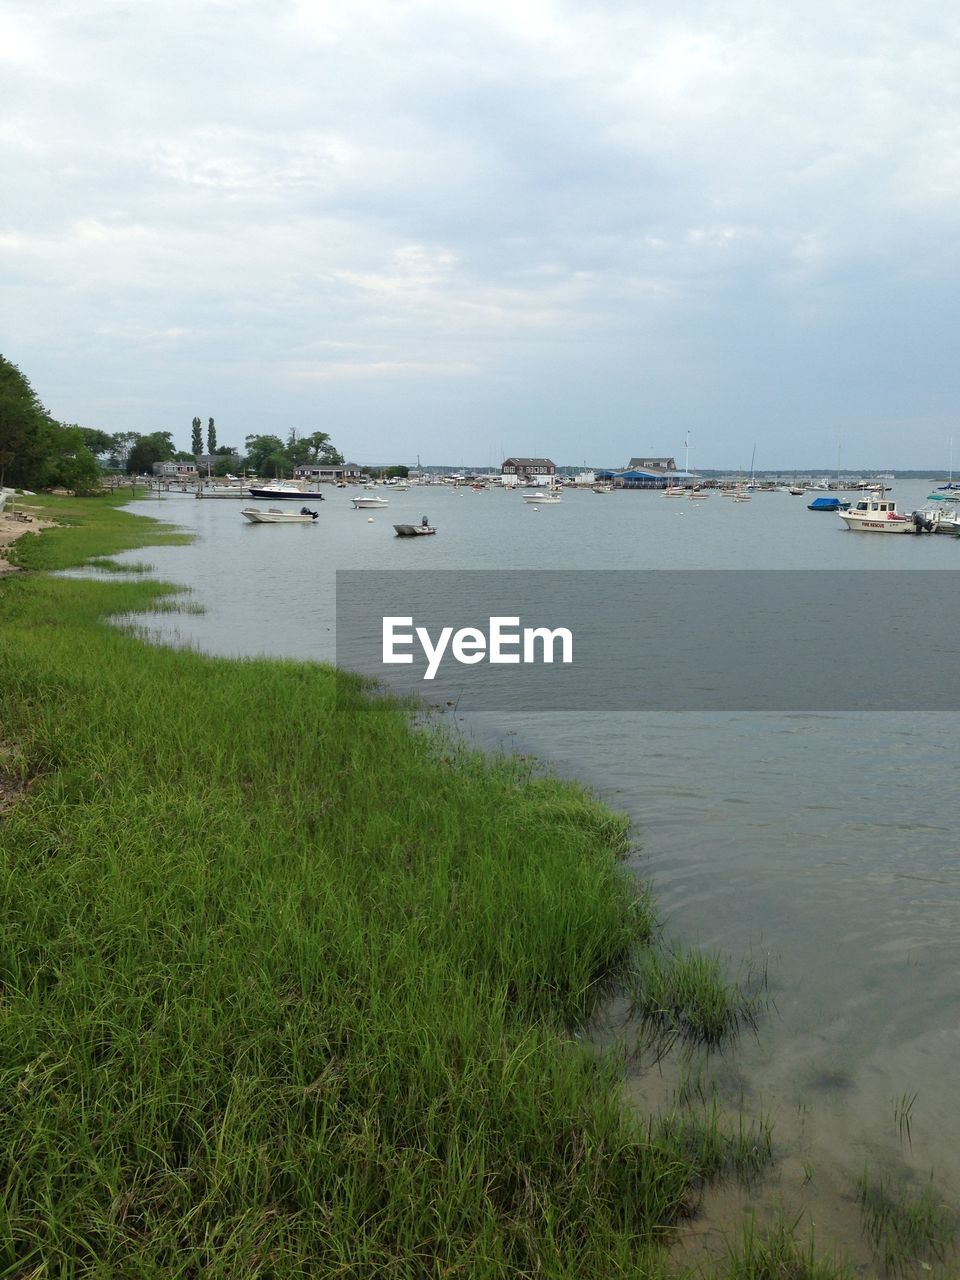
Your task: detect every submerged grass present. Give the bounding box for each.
[0,495,769,1276]
[857,1167,958,1275]
[722,1215,853,1280]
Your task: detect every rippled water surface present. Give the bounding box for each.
[113,480,960,1254]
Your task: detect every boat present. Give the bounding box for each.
[807,496,851,512]
[352,495,389,509]
[788,487,806,496]
[247,480,327,501]
[592,483,614,494]
[394,522,436,536]
[839,494,914,533]
[688,487,709,500]
[196,484,247,499]
[522,491,561,504]
[912,507,960,535]
[662,485,686,497]
[241,506,320,524]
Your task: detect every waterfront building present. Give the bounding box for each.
[501,457,556,484]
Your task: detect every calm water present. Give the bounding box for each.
[113,481,960,1256]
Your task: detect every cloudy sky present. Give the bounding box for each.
[2,0,959,468]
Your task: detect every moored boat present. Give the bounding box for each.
[394,522,436,536]
[241,506,320,524]
[352,496,389,509]
[839,495,914,533]
[247,481,327,501]
[808,496,851,512]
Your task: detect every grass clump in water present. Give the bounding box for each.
[630,944,766,1050]
[722,1214,853,1280]
[857,1167,958,1275]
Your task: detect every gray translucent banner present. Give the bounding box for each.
[335,570,960,710]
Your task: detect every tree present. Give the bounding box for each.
[108,432,139,472]
[74,427,116,459]
[127,431,175,475]
[47,426,101,494]
[191,416,203,455]
[0,354,56,488]
[207,418,216,453]
[244,433,285,475]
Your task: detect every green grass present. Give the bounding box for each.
[857,1167,958,1275]
[0,495,769,1277]
[722,1214,853,1280]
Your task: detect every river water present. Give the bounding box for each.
[113,480,960,1262]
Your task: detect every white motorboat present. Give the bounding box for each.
[839,495,914,533]
[522,491,561,504]
[352,496,389,509]
[912,508,960,535]
[688,488,709,500]
[662,485,686,497]
[592,483,614,494]
[241,506,320,524]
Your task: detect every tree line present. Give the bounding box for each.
[0,355,352,491]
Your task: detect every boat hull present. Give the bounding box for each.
[839,514,914,533]
[394,524,436,536]
[241,507,319,523]
[247,487,326,501]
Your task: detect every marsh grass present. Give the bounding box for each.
[0,495,769,1276]
[857,1168,957,1275]
[722,1214,853,1280]
[630,945,767,1050]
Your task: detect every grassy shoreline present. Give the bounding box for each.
[0,496,802,1277]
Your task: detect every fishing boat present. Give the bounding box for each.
[352,495,389,509]
[394,522,436,536]
[807,496,851,512]
[839,494,914,533]
[241,506,320,524]
[247,480,327,501]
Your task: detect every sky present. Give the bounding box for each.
[2,0,960,470]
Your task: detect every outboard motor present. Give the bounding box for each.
[912,511,934,534]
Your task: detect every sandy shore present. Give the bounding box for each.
[0,507,55,573]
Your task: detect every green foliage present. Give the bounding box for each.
[0,354,56,487]
[0,359,102,492]
[127,431,175,475]
[73,426,116,458]
[191,416,203,455]
[207,416,216,453]
[243,432,285,474]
